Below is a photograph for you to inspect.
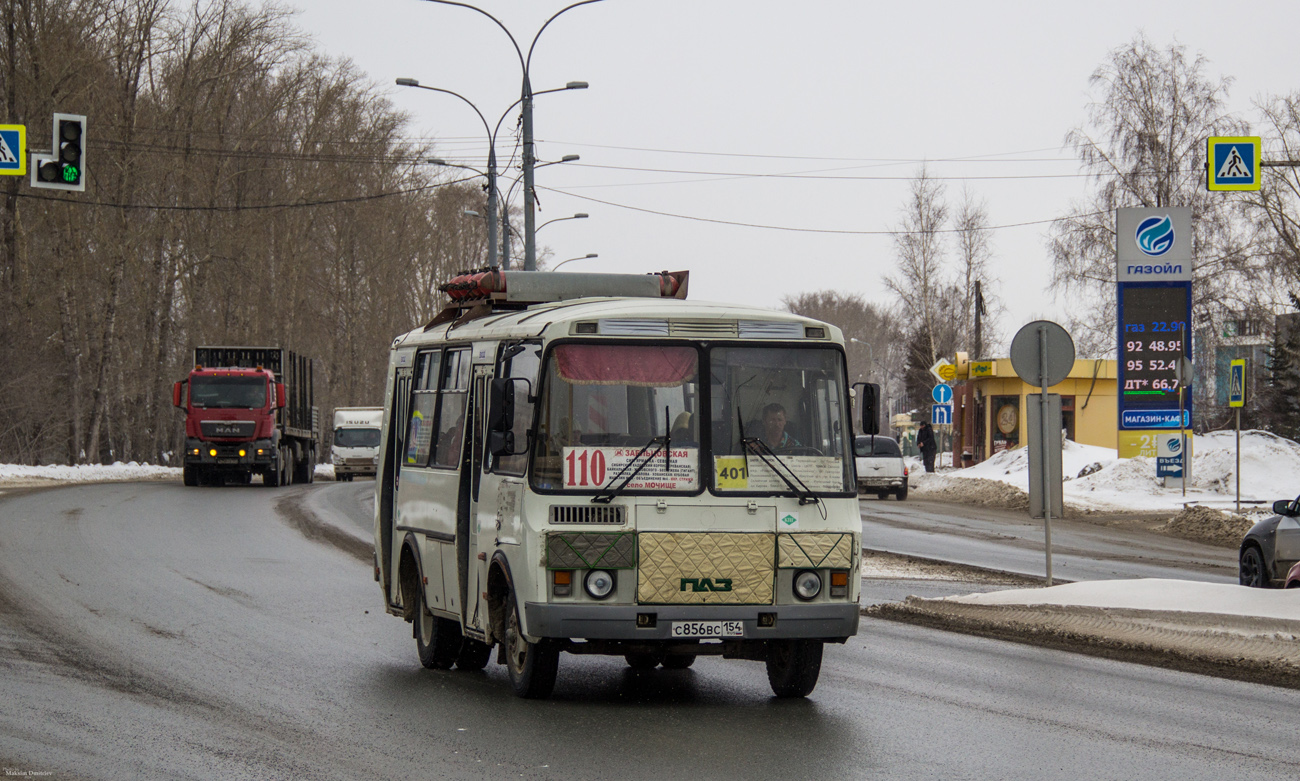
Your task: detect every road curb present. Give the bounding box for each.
[866,598,1300,690]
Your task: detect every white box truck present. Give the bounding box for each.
[331,406,383,481]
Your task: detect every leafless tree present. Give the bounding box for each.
[782,290,905,429]
[952,188,1002,356]
[1049,35,1263,356]
[0,0,490,464]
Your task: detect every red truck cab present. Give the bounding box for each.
[175,367,287,486]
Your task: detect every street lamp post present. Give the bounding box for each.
[432,156,579,270]
[848,337,875,372]
[552,253,598,271]
[397,79,500,268]
[418,0,603,270]
[538,212,588,232]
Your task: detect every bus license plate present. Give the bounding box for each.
[670,620,743,638]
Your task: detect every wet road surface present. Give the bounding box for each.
[0,482,1294,780]
[860,497,1237,583]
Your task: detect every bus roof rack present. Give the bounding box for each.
[428,269,689,329]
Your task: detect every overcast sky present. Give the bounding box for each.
[293,0,1300,354]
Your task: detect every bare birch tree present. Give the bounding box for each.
[1049,35,1261,355]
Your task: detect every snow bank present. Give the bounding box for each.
[0,462,180,484]
[915,430,1300,514]
[943,578,1300,623]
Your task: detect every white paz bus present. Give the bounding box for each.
[373,270,879,699]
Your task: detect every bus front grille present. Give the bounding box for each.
[548,505,627,525]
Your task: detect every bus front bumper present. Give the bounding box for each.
[524,602,858,641]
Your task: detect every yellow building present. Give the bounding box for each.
[958,358,1117,462]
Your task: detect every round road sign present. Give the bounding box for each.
[1010,320,1076,388]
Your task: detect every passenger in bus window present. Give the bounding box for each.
[670,411,695,446]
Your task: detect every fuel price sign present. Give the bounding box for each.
[1118,284,1192,428]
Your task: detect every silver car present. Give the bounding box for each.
[1239,495,1300,588]
[855,435,908,500]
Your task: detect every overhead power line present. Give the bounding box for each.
[16,175,478,212]
[537,184,1109,235]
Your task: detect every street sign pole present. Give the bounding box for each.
[1039,324,1053,586]
[1229,358,1247,513]
[1179,324,1187,499]
[1011,319,1073,588]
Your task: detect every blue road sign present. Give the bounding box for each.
[1229,359,1246,408]
[0,126,25,175]
[931,384,953,404]
[1207,136,1260,191]
[931,403,952,425]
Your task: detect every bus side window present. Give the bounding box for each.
[405,350,441,466]
[432,349,470,468]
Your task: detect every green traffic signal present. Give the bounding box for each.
[62,165,79,183]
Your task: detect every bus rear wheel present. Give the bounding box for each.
[505,587,559,699]
[415,588,461,670]
[765,639,823,698]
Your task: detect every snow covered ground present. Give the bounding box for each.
[912,428,1300,515]
[0,461,334,487]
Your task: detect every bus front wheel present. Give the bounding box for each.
[765,639,823,698]
[505,587,559,699]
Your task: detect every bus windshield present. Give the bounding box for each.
[529,342,853,496]
[191,376,267,409]
[532,344,700,493]
[710,346,853,495]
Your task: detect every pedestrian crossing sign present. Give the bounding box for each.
[1229,358,1246,408]
[0,125,26,175]
[1207,136,1260,191]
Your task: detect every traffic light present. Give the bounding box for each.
[30,113,85,192]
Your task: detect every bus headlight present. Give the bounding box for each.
[584,570,615,600]
[793,570,821,601]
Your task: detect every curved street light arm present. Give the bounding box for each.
[399,78,500,267]
[556,254,600,272]
[538,213,589,233]
[525,1,606,75]
[417,0,526,73]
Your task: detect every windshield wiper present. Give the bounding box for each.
[590,436,666,504]
[741,435,823,507]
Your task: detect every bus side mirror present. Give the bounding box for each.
[276,382,287,409]
[173,380,186,409]
[489,377,530,456]
[856,381,880,436]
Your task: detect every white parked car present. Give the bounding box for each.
[855,435,908,500]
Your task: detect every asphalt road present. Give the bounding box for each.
[0,481,1295,780]
[861,496,1239,583]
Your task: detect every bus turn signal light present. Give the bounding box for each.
[553,570,572,597]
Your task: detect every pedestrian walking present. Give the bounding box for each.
[918,420,937,473]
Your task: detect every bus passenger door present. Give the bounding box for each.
[382,366,413,608]
[460,367,494,636]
